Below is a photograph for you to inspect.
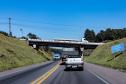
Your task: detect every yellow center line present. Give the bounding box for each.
[37,64,59,84]
[30,62,60,84]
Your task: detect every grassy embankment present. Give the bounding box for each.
[0,34,51,72]
[85,38,126,70]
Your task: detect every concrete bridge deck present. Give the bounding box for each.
[28,39,104,49]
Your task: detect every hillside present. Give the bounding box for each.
[85,38,126,70]
[0,34,51,71]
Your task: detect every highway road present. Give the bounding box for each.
[0,61,107,84]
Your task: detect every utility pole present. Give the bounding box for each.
[20,28,23,36]
[9,17,12,36]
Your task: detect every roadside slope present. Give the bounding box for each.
[85,38,126,70]
[0,34,51,71]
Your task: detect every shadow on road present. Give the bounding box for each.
[60,63,66,65]
[64,68,83,72]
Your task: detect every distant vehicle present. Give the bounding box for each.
[65,55,84,70]
[61,55,67,64]
[53,38,88,43]
[54,39,79,42]
[81,38,88,43]
[53,55,60,61]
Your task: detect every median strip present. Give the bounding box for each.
[31,63,60,84]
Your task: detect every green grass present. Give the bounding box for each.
[0,34,51,71]
[85,38,126,70]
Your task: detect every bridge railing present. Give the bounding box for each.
[28,39,104,45]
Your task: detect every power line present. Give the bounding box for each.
[0,22,81,32]
[0,18,82,28]
[12,18,81,27]
[1,20,126,32]
[0,22,8,25]
[0,22,126,28]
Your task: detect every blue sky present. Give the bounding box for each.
[0,0,126,40]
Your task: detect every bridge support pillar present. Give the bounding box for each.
[81,48,84,57]
[75,47,83,56]
[32,44,39,50]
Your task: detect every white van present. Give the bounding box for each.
[65,55,84,70]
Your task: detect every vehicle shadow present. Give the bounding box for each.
[60,63,66,65]
[64,68,83,72]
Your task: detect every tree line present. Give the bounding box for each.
[0,31,39,39]
[84,28,126,42]
[1,28,126,42]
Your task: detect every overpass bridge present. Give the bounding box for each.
[28,39,104,49]
[28,39,104,56]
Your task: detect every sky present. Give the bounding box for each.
[0,0,126,40]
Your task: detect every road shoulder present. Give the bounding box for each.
[85,62,126,84]
[0,61,53,81]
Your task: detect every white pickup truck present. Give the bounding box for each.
[65,55,84,70]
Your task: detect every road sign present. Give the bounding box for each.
[111,42,125,54]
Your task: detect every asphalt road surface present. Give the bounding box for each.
[0,61,106,84]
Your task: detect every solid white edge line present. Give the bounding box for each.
[87,70,110,84]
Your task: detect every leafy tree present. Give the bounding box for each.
[84,29,96,42]
[91,30,96,41]
[0,31,8,36]
[123,28,126,37]
[20,36,28,40]
[96,30,105,42]
[88,28,126,42]
[27,33,40,39]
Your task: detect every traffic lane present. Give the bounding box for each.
[43,65,106,84]
[0,61,59,84]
